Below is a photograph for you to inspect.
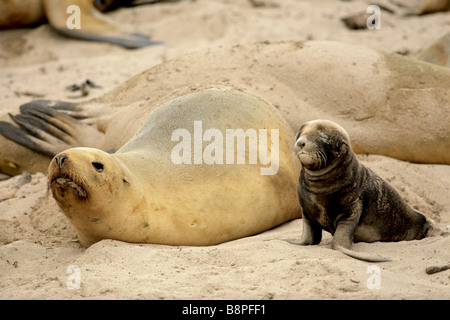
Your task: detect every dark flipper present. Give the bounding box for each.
[0,100,99,157]
[94,0,169,12]
[11,114,76,145]
[0,121,53,157]
[20,100,88,120]
[51,27,163,49]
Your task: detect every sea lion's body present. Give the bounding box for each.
[290,120,436,262]
[48,89,301,247]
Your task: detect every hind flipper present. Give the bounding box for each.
[43,0,162,49]
[0,121,59,157]
[21,100,88,120]
[1,100,104,157]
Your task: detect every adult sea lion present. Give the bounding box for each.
[0,0,159,48]
[47,89,301,247]
[288,120,438,262]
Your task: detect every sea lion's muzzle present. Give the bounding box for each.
[48,153,88,200]
[295,138,306,150]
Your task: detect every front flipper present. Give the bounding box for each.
[332,215,391,262]
[286,213,322,246]
[0,101,104,157]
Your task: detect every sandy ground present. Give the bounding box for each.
[0,0,449,300]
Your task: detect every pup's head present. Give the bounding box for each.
[294,120,351,171]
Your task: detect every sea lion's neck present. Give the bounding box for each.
[301,149,360,194]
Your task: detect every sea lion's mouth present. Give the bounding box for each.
[297,149,328,170]
[50,175,88,200]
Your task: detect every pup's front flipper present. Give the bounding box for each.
[286,214,322,245]
[332,218,391,262]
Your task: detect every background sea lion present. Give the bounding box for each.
[1,40,449,175]
[0,0,159,48]
[417,32,450,67]
[47,89,301,247]
[288,120,439,262]
[418,0,450,14]
[0,0,45,28]
[93,0,174,12]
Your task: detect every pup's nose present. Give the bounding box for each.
[296,139,306,149]
[55,154,67,169]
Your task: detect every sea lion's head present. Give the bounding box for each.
[48,147,132,245]
[48,148,127,202]
[293,120,351,171]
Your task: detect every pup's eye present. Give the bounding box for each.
[92,161,104,172]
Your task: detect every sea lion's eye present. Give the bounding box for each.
[92,161,104,172]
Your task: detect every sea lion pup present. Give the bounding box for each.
[47,89,301,247]
[288,120,437,262]
[0,0,160,48]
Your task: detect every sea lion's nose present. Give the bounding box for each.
[55,154,67,169]
[296,138,306,149]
